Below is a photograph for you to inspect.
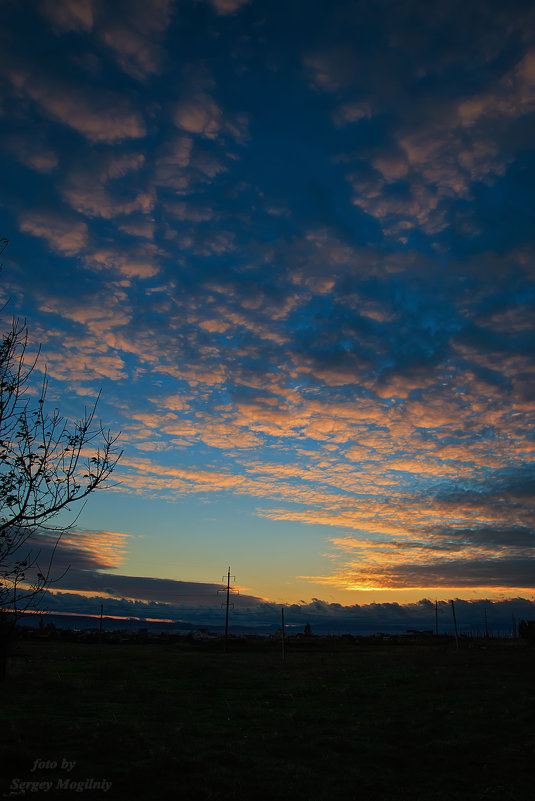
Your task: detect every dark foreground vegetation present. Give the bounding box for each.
[1,633,534,800]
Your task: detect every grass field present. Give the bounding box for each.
[1,635,534,800]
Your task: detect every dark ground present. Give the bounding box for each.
[1,634,534,800]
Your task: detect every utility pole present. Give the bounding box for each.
[224,566,231,643]
[281,607,286,661]
[218,566,238,651]
[484,607,489,638]
[450,600,459,649]
[435,600,438,636]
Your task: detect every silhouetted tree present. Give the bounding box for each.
[0,242,121,673]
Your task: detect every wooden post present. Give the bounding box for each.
[225,566,231,651]
[217,567,238,651]
[484,607,489,639]
[450,600,459,649]
[435,600,438,636]
[281,607,286,661]
[99,604,103,643]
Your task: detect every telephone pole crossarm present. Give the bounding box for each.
[217,566,239,649]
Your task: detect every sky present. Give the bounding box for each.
[1,0,534,629]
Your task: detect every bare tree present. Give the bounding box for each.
[0,249,121,672]
[0,318,121,615]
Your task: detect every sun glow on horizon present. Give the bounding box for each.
[0,0,533,618]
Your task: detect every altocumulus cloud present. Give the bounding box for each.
[0,0,534,603]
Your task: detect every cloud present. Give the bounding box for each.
[84,246,160,279]
[117,219,156,240]
[37,590,535,635]
[13,528,131,586]
[303,48,360,92]
[96,0,174,81]
[15,526,259,610]
[2,0,535,607]
[1,133,58,173]
[173,93,248,143]
[208,0,250,16]
[52,570,262,607]
[23,523,532,630]
[59,152,153,220]
[17,73,146,143]
[276,597,535,633]
[311,22,535,239]
[19,526,263,609]
[457,51,535,126]
[153,134,228,194]
[332,100,372,127]
[174,94,223,139]
[40,0,175,81]
[165,201,214,222]
[35,344,127,383]
[39,0,95,32]
[19,210,88,255]
[322,558,535,591]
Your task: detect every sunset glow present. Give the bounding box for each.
[1,0,534,626]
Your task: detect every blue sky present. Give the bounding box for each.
[1,0,534,624]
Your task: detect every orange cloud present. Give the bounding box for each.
[85,246,160,279]
[58,529,131,570]
[208,0,250,15]
[40,0,95,32]
[174,94,222,139]
[60,153,152,220]
[19,209,88,255]
[22,75,146,143]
